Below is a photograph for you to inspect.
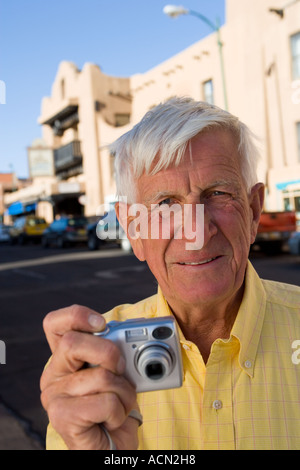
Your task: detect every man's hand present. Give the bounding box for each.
[40,305,139,450]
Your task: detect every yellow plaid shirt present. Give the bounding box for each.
[46,261,300,450]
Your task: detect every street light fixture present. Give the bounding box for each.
[269,0,300,18]
[269,8,284,18]
[162,5,189,17]
[163,4,228,111]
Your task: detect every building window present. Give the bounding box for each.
[283,197,292,211]
[297,122,300,161]
[291,32,300,80]
[203,79,214,105]
[115,113,130,127]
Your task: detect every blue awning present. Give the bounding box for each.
[25,203,36,213]
[6,201,23,216]
[5,201,36,216]
[276,180,300,190]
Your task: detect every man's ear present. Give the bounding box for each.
[115,202,146,261]
[249,183,265,244]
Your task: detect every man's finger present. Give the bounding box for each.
[43,304,105,353]
[47,393,130,450]
[41,332,126,385]
[41,366,136,421]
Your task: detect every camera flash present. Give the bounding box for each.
[126,328,148,342]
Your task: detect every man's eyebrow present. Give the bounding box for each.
[203,180,241,190]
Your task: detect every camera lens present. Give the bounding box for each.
[137,345,173,381]
[145,361,164,380]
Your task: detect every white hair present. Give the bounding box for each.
[110,96,260,203]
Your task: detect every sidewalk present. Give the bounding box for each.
[0,403,44,450]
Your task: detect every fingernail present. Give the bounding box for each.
[117,356,126,374]
[88,313,105,330]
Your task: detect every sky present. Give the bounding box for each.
[0,0,225,179]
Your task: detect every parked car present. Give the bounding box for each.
[42,216,88,248]
[254,211,297,253]
[87,211,132,252]
[0,224,11,243]
[9,216,48,245]
[288,231,300,255]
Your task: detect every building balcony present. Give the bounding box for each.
[54,140,82,174]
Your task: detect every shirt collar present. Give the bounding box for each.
[155,260,266,378]
[230,261,266,377]
[156,285,191,346]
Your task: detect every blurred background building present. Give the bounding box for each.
[3,0,300,225]
[0,173,31,222]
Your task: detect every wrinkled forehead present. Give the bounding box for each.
[124,125,245,204]
[141,127,241,177]
[135,129,245,201]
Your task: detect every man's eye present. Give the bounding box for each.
[213,191,226,196]
[211,191,232,197]
[158,198,173,206]
[203,191,233,204]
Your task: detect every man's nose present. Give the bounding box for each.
[202,206,218,245]
[180,203,217,251]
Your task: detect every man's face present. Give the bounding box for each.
[121,129,264,313]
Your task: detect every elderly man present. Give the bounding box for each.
[41,97,300,450]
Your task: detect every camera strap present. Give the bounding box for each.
[100,409,143,450]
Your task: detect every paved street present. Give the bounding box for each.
[0,242,299,449]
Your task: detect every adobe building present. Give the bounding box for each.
[4,0,300,224]
[129,0,300,216]
[0,173,31,223]
[4,61,132,222]
[0,173,18,217]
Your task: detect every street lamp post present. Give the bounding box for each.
[163,5,228,111]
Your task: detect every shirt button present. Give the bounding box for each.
[244,360,252,369]
[182,344,190,350]
[212,400,223,410]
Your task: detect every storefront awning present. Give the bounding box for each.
[5,201,36,216]
[6,201,23,216]
[276,180,300,190]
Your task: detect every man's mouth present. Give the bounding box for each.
[178,256,221,266]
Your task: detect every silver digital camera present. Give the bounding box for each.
[92,316,183,393]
